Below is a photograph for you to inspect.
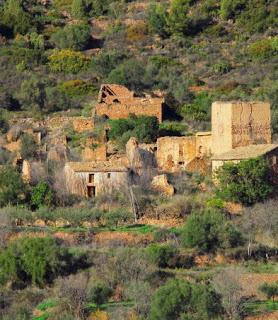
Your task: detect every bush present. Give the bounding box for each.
[181,91,212,122]
[71,0,86,19]
[91,50,128,78]
[88,282,112,305]
[126,21,148,42]
[0,166,27,207]
[148,3,169,38]
[181,210,243,253]
[0,237,61,286]
[58,79,96,97]
[150,279,222,320]
[217,157,273,205]
[247,38,278,60]
[259,282,278,302]
[146,244,178,268]
[106,59,145,92]
[50,24,91,51]
[31,181,54,209]
[1,0,33,35]
[108,115,159,147]
[20,133,38,159]
[48,49,90,73]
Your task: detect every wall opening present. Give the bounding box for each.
[88,173,95,184]
[87,186,96,198]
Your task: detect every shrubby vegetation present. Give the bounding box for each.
[108,115,159,147]
[217,157,273,205]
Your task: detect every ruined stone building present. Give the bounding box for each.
[64,160,129,198]
[211,144,278,175]
[211,101,278,174]
[211,101,271,155]
[95,84,164,122]
[156,132,212,173]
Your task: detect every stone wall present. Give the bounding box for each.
[82,144,107,161]
[64,165,128,197]
[156,136,197,172]
[95,101,163,122]
[212,101,271,155]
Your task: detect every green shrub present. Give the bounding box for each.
[217,157,273,205]
[104,209,133,228]
[146,244,178,268]
[182,92,212,121]
[48,49,90,73]
[88,282,112,305]
[148,3,169,38]
[0,237,61,286]
[31,181,54,209]
[220,0,245,20]
[181,210,243,252]
[1,0,33,35]
[71,0,86,19]
[0,115,9,134]
[150,279,222,320]
[108,115,159,147]
[58,79,96,97]
[159,121,187,136]
[259,282,278,302]
[91,50,128,78]
[106,59,145,91]
[0,166,27,207]
[50,24,91,51]
[247,38,278,60]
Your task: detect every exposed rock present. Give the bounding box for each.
[151,174,174,196]
[22,160,32,183]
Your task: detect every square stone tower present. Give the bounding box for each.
[211,101,271,155]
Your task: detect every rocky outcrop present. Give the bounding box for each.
[151,174,174,196]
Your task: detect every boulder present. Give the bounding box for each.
[151,174,174,196]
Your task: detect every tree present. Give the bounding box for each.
[150,279,192,320]
[150,279,222,320]
[181,210,242,253]
[259,282,278,302]
[217,157,273,206]
[20,133,38,159]
[220,0,246,20]
[213,267,244,319]
[0,166,27,207]
[71,0,86,19]
[50,24,91,51]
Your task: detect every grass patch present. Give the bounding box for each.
[244,300,278,315]
[36,299,58,311]
[244,261,278,274]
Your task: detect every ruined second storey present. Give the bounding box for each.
[95,84,164,122]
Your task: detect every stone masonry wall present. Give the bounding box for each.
[95,101,163,122]
[212,101,271,155]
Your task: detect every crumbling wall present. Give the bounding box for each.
[72,117,94,133]
[82,144,107,161]
[212,101,271,155]
[95,101,163,122]
[195,132,212,158]
[156,136,196,172]
[151,174,174,196]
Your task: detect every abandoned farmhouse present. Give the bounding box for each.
[1,84,277,198]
